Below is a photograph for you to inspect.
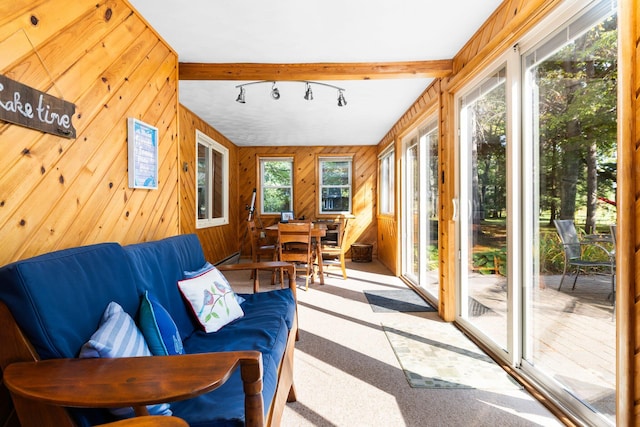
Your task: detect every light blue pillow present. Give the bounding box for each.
[184,262,245,305]
[79,301,172,417]
[138,291,184,356]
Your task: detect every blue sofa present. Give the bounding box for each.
[0,234,298,427]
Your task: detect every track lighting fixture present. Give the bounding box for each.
[235,80,346,107]
[235,86,245,104]
[270,82,280,100]
[337,90,347,107]
[304,82,313,101]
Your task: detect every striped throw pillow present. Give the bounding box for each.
[80,301,171,417]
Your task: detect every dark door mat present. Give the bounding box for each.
[364,289,436,313]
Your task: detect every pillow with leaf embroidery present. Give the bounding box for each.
[183,262,245,305]
[177,268,244,333]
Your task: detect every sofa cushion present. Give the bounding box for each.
[124,235,206,340]
[138,291,184,356]
[79,301,172,418]
[237,288,296,329]
[178,268,245,333]
[180,315,289,425]
[0,243,139,359]
[169,359,279,427]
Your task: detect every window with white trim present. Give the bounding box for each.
[379,146,394,215]
[319,156,352,215]
[260,157,293,215]
[196,130,229,228]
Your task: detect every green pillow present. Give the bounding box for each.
[138,291,184,356]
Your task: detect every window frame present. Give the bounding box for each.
[379,144,395,216]
[259,156,294,216]
[317,155,354,216]
[195,130,229,229]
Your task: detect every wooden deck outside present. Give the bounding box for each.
[467,271,615,422]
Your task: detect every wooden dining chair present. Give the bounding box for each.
[277,222,315,290]
[320,219,349,279]
[247,220,277,285]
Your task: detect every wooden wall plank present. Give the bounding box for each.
[0,1,180,424]
[620,0,639,421]
[632,0,640,425]
[0,0,179,265]
[0,20,155,235]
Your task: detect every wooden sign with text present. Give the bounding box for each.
[0,75,76,139]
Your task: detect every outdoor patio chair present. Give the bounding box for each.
[553,219,615,300]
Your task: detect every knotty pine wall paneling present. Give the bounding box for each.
[0,0,180,424]
[179,105,240,263]
[0,0,180,268]
[375,83,440,276]
[237,146,378,260]
[617,0,637,423]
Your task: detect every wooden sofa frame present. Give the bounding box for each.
[0,261,296,427]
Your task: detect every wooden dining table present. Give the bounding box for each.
[265,222,326,285]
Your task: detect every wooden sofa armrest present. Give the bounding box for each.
[217,261,296,298]
[4,351,265,427]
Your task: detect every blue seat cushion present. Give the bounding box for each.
[237,288,296,329]
[181,313,290,423]
[169,357,279,427]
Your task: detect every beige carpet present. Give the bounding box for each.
[223,260,563,427]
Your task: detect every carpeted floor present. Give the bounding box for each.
[223,260,563,426]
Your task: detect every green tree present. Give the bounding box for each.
[536,15,617,231]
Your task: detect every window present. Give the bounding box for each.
[379,147,394,215]
[196,130,228,228]
[319,156,352,215]
[260,157,293,215]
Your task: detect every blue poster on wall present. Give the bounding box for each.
[128,117,158,190]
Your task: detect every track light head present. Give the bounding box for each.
[337,90,347,107]
[271,82,280,100]
[236,87,246,103]
[304,83,313,101]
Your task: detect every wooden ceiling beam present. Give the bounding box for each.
[178,60,453,81]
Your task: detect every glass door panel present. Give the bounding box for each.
[458,66,508,351]
[522,2,617,423]
[420,122,440,299]
[404,137,419,283]
[402,120,439,302]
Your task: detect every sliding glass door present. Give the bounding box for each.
[455,0,617,424]
[457,65,509,352]
[402,118,439,301]
[521,1,617,424]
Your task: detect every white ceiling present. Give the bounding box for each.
[129,0,503,146]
